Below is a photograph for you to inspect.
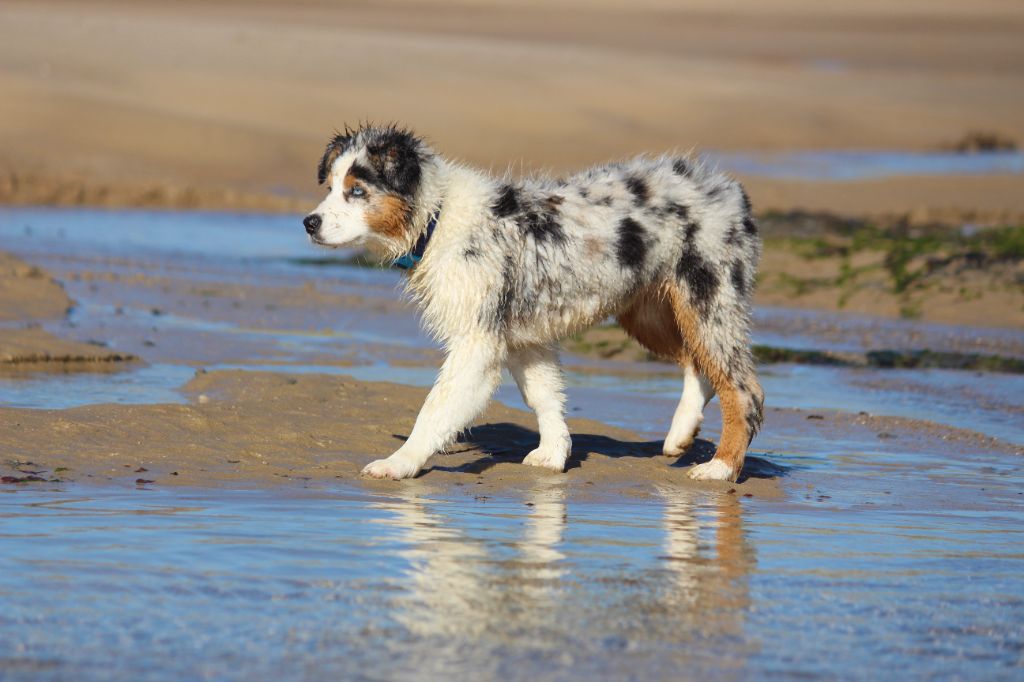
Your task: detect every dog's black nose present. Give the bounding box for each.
[303,214,322,235]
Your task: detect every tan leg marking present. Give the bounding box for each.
[665,283,750,481]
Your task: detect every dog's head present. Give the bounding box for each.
[303,125,429,255]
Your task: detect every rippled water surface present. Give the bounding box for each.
[3,484,1023,681]
[710,149,1024,181]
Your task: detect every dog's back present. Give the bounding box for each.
[440,156,759,349]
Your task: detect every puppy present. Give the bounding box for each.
[304,125,764,482]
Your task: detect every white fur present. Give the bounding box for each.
[305,126,763,481]
[687,458,735,481]
[663,364,715,456]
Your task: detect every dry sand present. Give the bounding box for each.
[1,0,1022,216]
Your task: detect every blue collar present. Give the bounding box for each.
[393,207,441,270]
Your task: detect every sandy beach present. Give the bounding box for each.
[1,0,1023,217]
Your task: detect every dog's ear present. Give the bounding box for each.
[317,130,353,185]
[366,128,422,197]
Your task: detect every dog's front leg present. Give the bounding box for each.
[509,345,572,472]
[362,334,506,480]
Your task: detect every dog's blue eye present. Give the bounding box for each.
[350,186,366,198]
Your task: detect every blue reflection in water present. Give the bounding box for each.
[710,149,1024,181]
[1,486,1021,680]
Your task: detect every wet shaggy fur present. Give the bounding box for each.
[305,125,765,482]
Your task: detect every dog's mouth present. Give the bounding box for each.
[309,234,368,249]
[308,235,337,248]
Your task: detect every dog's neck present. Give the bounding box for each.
[395,157,451,262]
[392,206,440,270]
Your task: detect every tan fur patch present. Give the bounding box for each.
[616,287,685,360]
[665,283,749,473]
[343,171,358,192]
[365,194,411,240]
[584,236,604,257]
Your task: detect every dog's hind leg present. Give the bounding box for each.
[663,362,715,456]
[509,345,572,472]
[617,292,712,456]
[666,286,764,483]
[362,334,506,480]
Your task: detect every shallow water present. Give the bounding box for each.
[2,208,1021,438]
[3,484,1022,681]
[2,208,1023,679]
[710,149,1024,181]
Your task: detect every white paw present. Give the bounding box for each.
[687,458,737,482]
[663,419,702,457]
[361,456,421,480]
[662,435,695,457]
[522,438,571,472]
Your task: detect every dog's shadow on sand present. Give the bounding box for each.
[399,423,784,482]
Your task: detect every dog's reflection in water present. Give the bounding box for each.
[659,488,753,622]
[370,486,752,648]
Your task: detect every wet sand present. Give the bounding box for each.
[0,251,72,322]
[2,365,1016,500]
[0,368,786,498]
[0,245,776,496]
[0,234,1018,499]
[1,252,138,371]
[0,243,780,496]
[1,0,1023,217]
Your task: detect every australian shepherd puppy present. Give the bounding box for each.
[303,125,764,482]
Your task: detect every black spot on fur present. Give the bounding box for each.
[746,410,760,439]
[578,188,589,199]
[742,216,758,236]
[625,176,649,206]
[739,187,752,215]
[731,261,747,296]
[348,163,376,185]
[745,395,764,441]
[706,185,723,200]
[519,205,567,244]
[463,236,482,260]
[365,128,423,198]
[724,225,742,246]
[665,202,689,221]
[492,256,516,329]
[676,248,719,318]
[684,220,701,245]
[545,194,565,208]
[596,196,614,207]
[616,217,647,270]
[492,185,520,217]
[672,159,693,177]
